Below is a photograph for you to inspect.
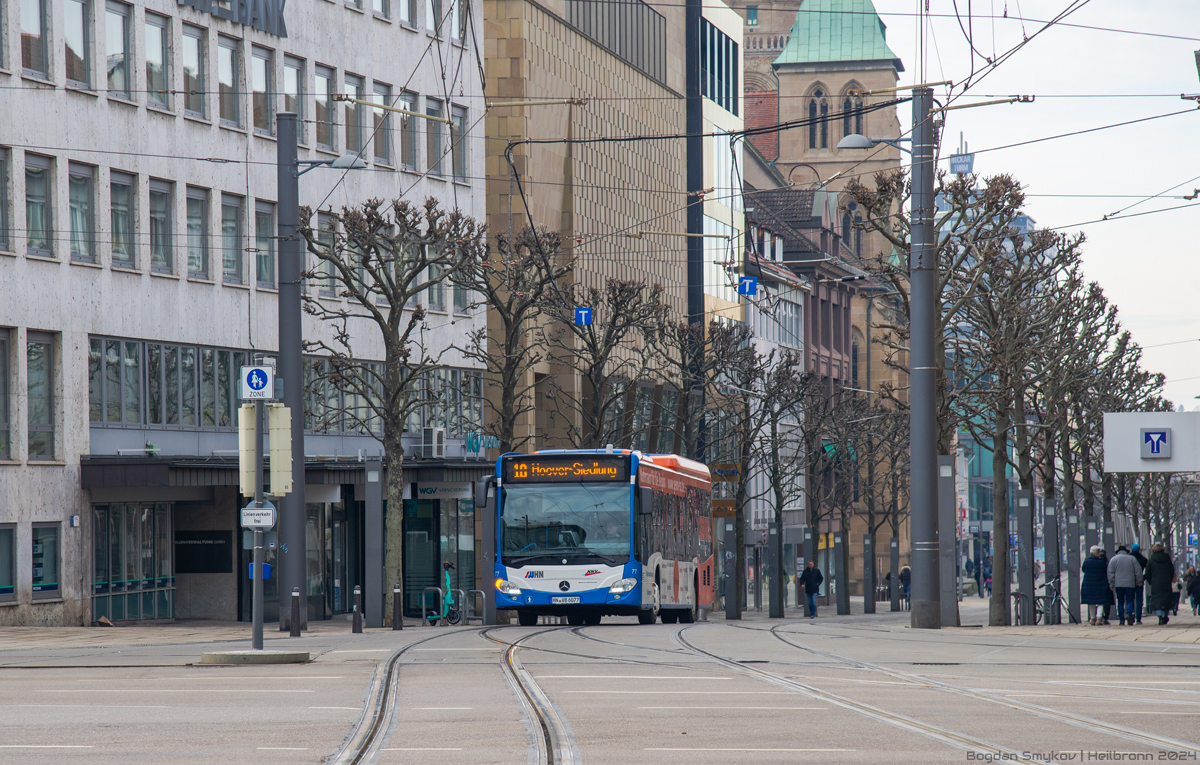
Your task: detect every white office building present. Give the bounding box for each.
[0,0,487,625]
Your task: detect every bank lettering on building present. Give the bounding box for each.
[177,0,288,37]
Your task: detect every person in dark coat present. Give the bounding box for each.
[1131,543,1148,624]
[1144,543,1177,625]
[899,566,912,600]
[797,561,824,619]
[1186,567,1200,616]
[1081,546,1110,625]
[1097,548,1113,624]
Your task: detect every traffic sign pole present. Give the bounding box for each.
[253,397,265,651]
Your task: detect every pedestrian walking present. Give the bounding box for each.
[1107,545,1143,626]
[1186,567,1200,616]
[899,566,912,601]
[1081,546,1109,626]
[797,560,823,619]
[1171,575,1183,616]
[1130,543,1148,625]
[1144,543,1177,625]
[1097,548,1113,624]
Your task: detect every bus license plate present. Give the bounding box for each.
[552,596,580,604]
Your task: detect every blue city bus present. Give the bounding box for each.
[483,450,713,626]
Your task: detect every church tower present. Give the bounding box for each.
[771,0,905,192]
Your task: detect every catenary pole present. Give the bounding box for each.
[909,87,941,629]
[276,112,308,631]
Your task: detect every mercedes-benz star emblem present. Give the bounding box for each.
[559,581,571,592]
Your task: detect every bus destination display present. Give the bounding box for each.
[504,455,628,483]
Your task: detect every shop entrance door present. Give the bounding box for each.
[404,499,437,617]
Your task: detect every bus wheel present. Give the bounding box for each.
[681,594,700,623]
[637,612,656,625]
[567,614,584,626]
[583,613,601,626]
[517,610,538,627]
[660,610,679,624]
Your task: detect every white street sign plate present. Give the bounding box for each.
[240,501,277,528]
[240,366,274,400]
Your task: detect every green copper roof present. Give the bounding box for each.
[774,0,904,71]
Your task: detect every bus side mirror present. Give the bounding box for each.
[639,487,654,515]
[475,477,495,509]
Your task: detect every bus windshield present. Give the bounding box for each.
[500,482,631,566]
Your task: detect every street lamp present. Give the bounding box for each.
[836,134,912,155]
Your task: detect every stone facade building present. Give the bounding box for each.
[0,0,487,624]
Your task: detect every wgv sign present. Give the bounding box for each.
[465,432,500,453]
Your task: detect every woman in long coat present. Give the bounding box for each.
[1081,546,1110,626]
[1144,543,1177,625]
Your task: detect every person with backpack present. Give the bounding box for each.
[1130,543,1149,625]
[797,560,824,619]
[1107,545,1143,626]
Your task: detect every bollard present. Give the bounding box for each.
[290,587,302,638]
[392,584,402,630]
[352,585,363,634]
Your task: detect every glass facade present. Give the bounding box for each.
[31,524,59,597]
[91,504,174,621]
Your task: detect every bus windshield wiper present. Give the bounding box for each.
[503,553,563,564]
[556,547,619,565]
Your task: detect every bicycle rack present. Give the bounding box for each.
[422,586,445,626]
[464,590,486,624]
[452,589,467,623]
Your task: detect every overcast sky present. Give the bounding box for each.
[869,0,1200,407]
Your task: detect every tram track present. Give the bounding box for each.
[674,624,1037,760]
[327,627,487,765]
[763,623,1200,756]
[483,627,581,765]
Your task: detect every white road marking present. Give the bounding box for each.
[0,746,94,749]
[537,675,731,680]
[411,648,503,651]
[16,709,169,714]
[647,748,855,752]
[638,709,825,714]
[40,689,314,693]
[382,748,464,751]
[258,747,309,750]
[330,649,393,653]
[1117,711,1200,715]
[310,706,361,710]
[565,691,792,695]
[176,676,344,680]
[412,707,474,710]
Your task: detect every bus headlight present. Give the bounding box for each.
[495,579,522,596]
[609,578,638,594]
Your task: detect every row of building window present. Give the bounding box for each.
[9,0,472,177]
[700,18,739,117]
[0,522,60,602]
[0,149,278,283]
[90,503,174,621]
[85,334,485,438]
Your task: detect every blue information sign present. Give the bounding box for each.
[737,276,758,296]
[574,308,593,326]
[949,154,975,174]
[1189,533,1198,546]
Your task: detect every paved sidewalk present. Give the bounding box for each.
[0,617,425,652]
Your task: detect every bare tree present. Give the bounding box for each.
[650,318,755,461]
[300,197,485,623]
[846,171,1029,453]
[455,227,574,453]
[952,226,1084,626]
[542,279,668,448]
